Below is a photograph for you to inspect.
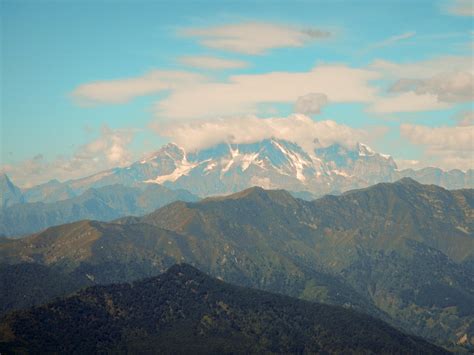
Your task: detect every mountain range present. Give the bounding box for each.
[1,178,472,351]
[1,138,472,237]
[0,182,198,237]
[69,139,474,196]
[0,264,446,354]
[2,138,473,207]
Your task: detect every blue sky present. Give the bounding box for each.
[1,0,473,186]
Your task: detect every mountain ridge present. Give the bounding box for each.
[3,138,472,207]
[0,183,199,237]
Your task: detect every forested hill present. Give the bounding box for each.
[0,264,447,354]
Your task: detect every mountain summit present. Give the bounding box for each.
[118,138,399,196]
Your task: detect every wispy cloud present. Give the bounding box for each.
[178,56,248,70]
[371,31,416,49]
[180,22,331,55]
[71,71,206,105]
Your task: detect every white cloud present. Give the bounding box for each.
[179,56,248,70]
[153,114,375,153]
[73,64,378,119]
[75,125,134,165]
[1,126,136,187]
[155,65,379,119]
[180,22,331,55]
[446,0,474,16]
[72,71,206,105]
[400,123,474,170]
[368,92,450,113]
[294,93,328,115]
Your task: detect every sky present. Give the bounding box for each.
[1,0,473,187]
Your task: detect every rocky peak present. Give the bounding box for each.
[0,173,25,209]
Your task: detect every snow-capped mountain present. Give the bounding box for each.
[67,138,401,197]
[8,138,473,204]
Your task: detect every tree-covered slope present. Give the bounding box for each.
[0,264,446,354]
[1,179,472,350]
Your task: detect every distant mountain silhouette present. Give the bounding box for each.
[0,183,198,236]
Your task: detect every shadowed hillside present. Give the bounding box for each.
[0,264,447,354]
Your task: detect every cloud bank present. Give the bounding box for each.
[153,114,373,153]
[155,65,379,119]
[72,64,377,118]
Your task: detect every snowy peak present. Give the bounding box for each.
[137,138,400,196]
[261,139,315,181]
[145,156,198,184]
[141,143,185,165]
[316,143,396,170]
[186,138,316,182]
[357,143,376,157]
[11,139,472,205]
[54,136,468,201]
